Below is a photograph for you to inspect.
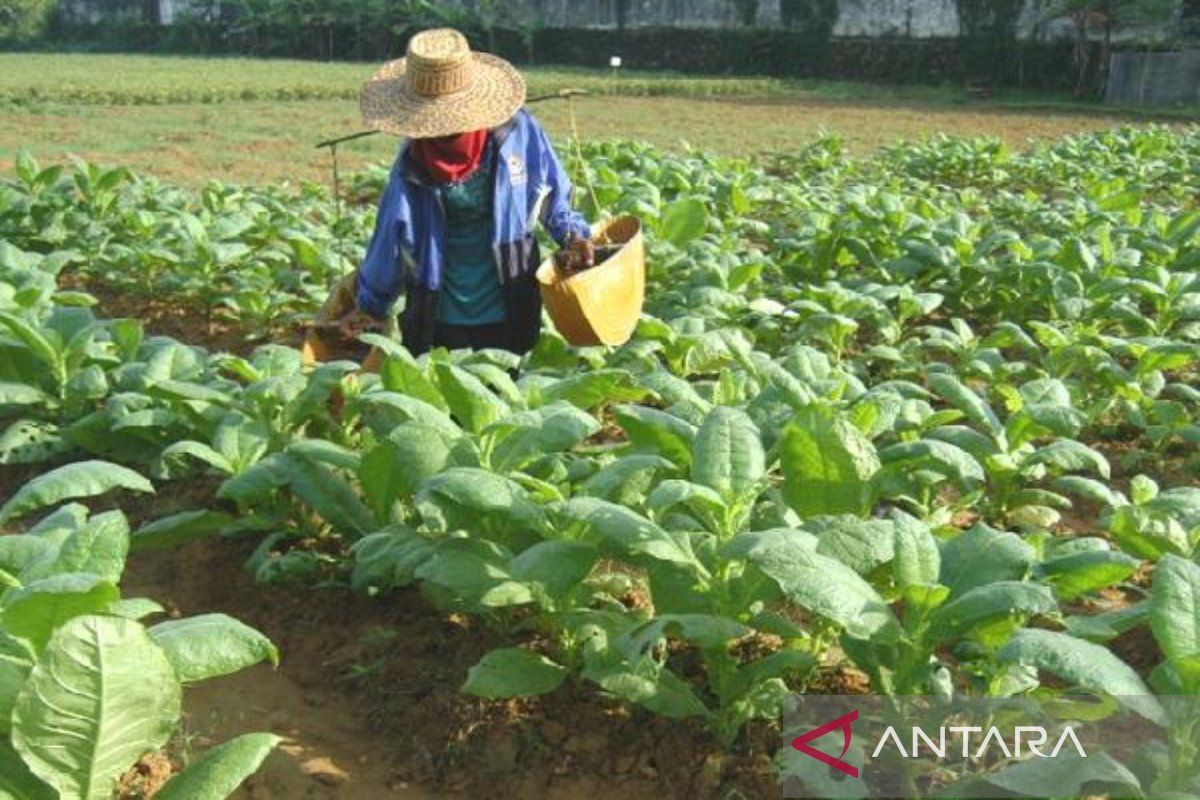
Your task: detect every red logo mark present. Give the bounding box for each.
[791,709,860,779]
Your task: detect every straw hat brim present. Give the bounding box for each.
[361,53,526,139]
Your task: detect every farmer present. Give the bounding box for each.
[339,28,594,356]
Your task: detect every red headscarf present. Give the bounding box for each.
[410,129,488,184]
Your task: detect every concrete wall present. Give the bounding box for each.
[481,0,785,29]
[1106,49,1200,105]
[469,0,1180,41]
[831,0,958,38]
[59,0,1191,43]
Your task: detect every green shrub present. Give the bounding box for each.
[0,0,54,41]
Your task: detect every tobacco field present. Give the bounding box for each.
[1,123,1199,798]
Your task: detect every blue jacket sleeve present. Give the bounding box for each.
[355,165,406,318]
[531,117,591,246]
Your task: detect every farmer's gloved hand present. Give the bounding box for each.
[338,308,382,339]
[555,235,595,272]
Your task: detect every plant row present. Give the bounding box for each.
[1,124,1199,795]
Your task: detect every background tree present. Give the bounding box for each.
[780,0,839,31]
[956,0,1025,88]
[0,0,55,40]
[1041,0,1182,96]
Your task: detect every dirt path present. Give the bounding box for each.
[179,666,421,799]
[125,544,426,800]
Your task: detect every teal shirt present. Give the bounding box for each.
[436,159,506,326]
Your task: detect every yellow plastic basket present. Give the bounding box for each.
[536,215,645,347]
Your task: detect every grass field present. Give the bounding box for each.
[0,52,1194,185]
[0,52,787,104]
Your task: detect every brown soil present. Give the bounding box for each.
[123,536,779,800]
[61,275,288,357]
[0,94,1158,187]
[1108,624,1163,681]
[116,752,175,799]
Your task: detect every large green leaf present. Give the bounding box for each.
[1054,475,1126,509]
[613,405,697,468]
[563,497,700,570]
[659,197,709,247]
[691,406,765,499]
[1039,548,1140,601]
[0,382,47,406]
[489,402,600,472]
[379,353,447,411]
[537,370,648,410]
[23,510,129,584]
[878,439,984,487]
[361,423,453,515]
[215,454,289,504]
[1,573,120,652]
[589,661,708,719]
[211,414,270,473]
[0,633,35,734]
[12,615,181,800]
[0,738,53,800]
[808,515,896,576]
[963,752,1142,799]
[647,480,727,527]
[626,614,750,652]
[131,510,235,551]
[580,454,675,504]
[998,629,1164,724]
[0,419,68,466]
[286,439,360,472]
[358,392,461,438]
[726,529,896,640]
[158,440,233,476]
[0,312,62,380]
[1107,504,1190,561]
[781,406,879,518]
[928,373,1002,438]
[433,362,509,434]
[509,540,598,600]
[1027,439,1111,479]
[416,467,547,543]
[0,534,54,576]
[349,525,434,593]
[416,538,528,608]
[280,454,374,536]
[155,733,281,800]
[939,524,1034,598]
[1150,555,1200,667]
[149,614,278,683]
[1064,601,1149,643]
[463,647,568,698]
[0,460,153,524]
[927,581,1056,641]
[892,511,940,589]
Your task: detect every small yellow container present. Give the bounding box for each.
[300,272,385,372]
[536,215,645,347]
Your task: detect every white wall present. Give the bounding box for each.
[832,0,959,38]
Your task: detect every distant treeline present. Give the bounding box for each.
[8,0,1196,95]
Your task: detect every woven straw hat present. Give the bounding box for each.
[361,29,526,139]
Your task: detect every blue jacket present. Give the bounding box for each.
[356,109,590,354]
